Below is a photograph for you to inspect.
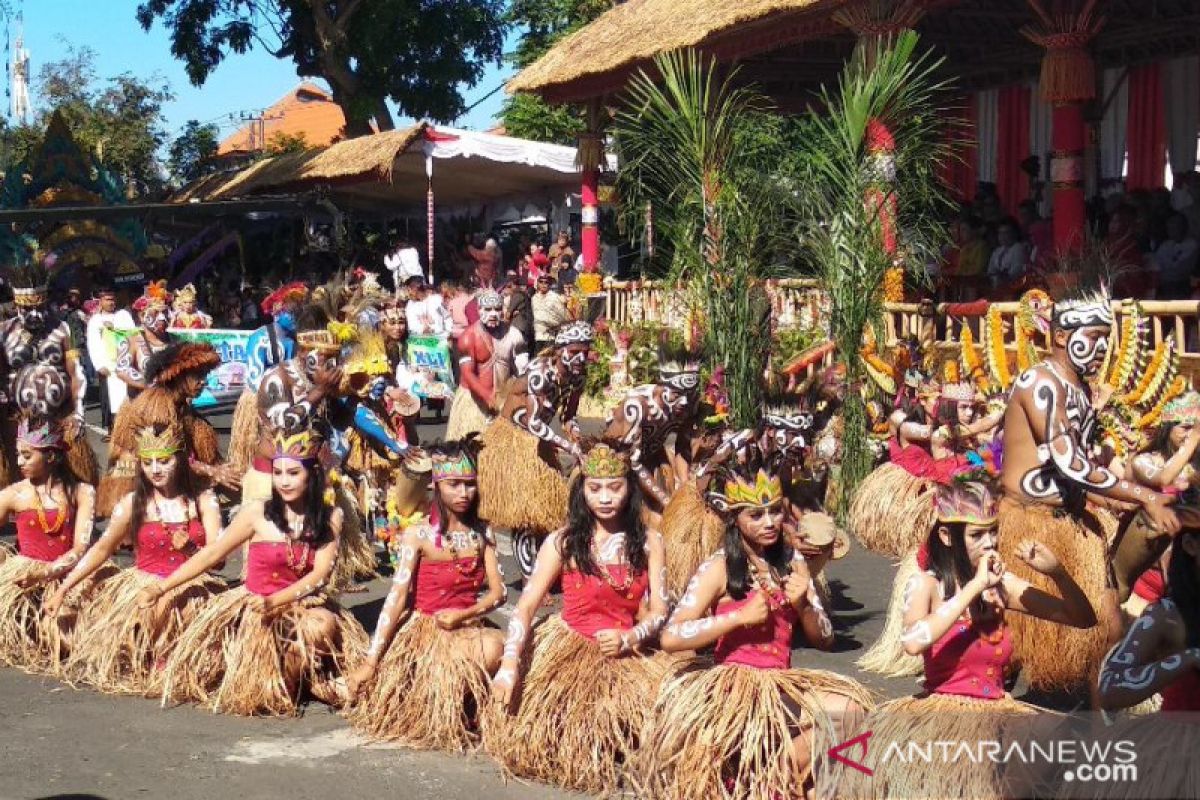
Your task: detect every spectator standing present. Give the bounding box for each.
[526,242,550,286]
[1153,213,1200,299]
[556,254,580,292]
[467,237,500,289]
[531,273,568,353]
[405,276,449,336]
[547,230,575,267]
[501,275,534,349]
[85,287,135,435]
[385,237,424,291]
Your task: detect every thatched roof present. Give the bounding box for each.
[508,0,835,100]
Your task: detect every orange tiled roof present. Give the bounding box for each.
[218,82,348,155]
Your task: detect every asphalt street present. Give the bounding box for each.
[0,405,921,800]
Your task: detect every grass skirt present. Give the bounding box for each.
[638,662,875,800]
[847,463,935,559]
[998,497,1109,692]
[66,431,99,487]
[97,454,137,518]
[446,386,491,441]
[331,484,377,589]
[1058,713,1200,799]
[227,391,262,472]
[481,616,680,795]
[478,417,568,534]
[827,692,1040,800]
[0,554,117,674]
[346,612,492,751]
[65,568,226,695]
[857,550,924,678]
[661,479,725,599]
[161,586,368,717]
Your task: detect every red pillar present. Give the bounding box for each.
[1051,102,1087,253]
[581,168,600,271]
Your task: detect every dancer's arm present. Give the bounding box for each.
[149,503,260,597]
[610,531,668,655]
[1003,540,1096,628]
[348,528,423,696]
[45,492,136,613]
[1098,601,1200,710]
[436,536,508,630]
[264,508,342,611]
[42,484,97,583]
[900,553,1000,656]
[198,490,222,542]
[491,530,564,705]
[457,330,493,408]
[786,552,834,650]
[1132,431,1200,490]
[661,553,759,652]
[114,336,146,390]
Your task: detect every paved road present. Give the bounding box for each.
[0,406,918,800]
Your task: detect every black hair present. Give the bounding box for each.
[900,394,929,426]
[127,428,201,541]
[722,509,794,601]
[264,459,334,545]
[934,400,968,454]
[1168,531,1200,648]
[925,520,993,622]
[559,471,648,577]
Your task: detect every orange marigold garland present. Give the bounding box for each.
[959,324,990,393]
[982,306,1011,389]
[882,266,905,303]
[1137,376,1188,430]
[1124,340,1171,406]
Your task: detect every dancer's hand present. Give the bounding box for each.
[970,551,1004,593]
[346,662,376,699]
[15,565,49,589]
[1144,494,1181,536]
[1015,540,1062,576]
[491,666,518,708]
[214,464,243,492]
[784,568,811,609]
[594,629,625,658]
[136,584,164,610]
[42,589,66,618]
[434,609,465,631]
[737,591,770,628]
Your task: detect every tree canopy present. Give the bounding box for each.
[137,0,507,137]
[167,120,221,183]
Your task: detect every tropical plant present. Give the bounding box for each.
[791,31,954,502]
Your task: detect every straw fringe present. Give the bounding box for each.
[661,479,725,598]
[847,463,935,559]
[97,455,137,518]
[227,391,262,472]
[331,485,377,589]
[162,587,367,717]
[998,497,1109,692]
[184,414,221,466]
[477,417,568,534]
[857,550,924,677]
[638,662,875,800]
[346,613,492,751]
[66,432,99,486]
[446,386,492,440]
[481,615,681,795]
[1058,713,1200,799]
[66,568,225,695]
[0,555,117,675]
[826,692,1040,800]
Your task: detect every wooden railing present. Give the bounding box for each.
[604,278,827,331]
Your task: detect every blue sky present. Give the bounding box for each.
[8,0,516,142]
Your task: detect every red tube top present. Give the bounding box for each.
[412,556,485,614]
[560,566,647,641]
[1133,566,1166,604]
[1161,665,1200,711]
[923,611,1012,700]
[889,440,936,477]
[713,590,796,669]
[134,519,207,578]
[14,508,73,562]
[245,540,316,596]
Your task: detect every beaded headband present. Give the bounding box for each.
[272,428,323,461]
[580,443,629,478]
[935,480,999,526]
[941,381,976,403]
[17,418,65,450]
[708,468,783,511]
[13,286,48,307]
[136,424,184,459]
[432,452,477,482]
[477,289,503,310]
[763,407,813,432]
[1053,289,1113,330]
[1163,390,1200,425]
[555,320,595,347]
[296,327,342,355]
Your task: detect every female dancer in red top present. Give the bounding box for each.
[483,441,675,794]
[142,426,367,716]
[641,453,872,800]
[347,438,507,750]
[0,418,99,673]
[834,481,1094,800]
[47,422,224,695]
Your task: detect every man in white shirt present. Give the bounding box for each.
[404,277,450,336]
[986,219,1030,288]
[385,238,424,292]
[531,273,568,352]
[1154,212,1200,299]
[85,287,136,434]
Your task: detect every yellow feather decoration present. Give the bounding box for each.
[1137,376,1188,430]
[1124,340,1169,406]
[959,324,990,393]
[983,306,1011,389]
[1106,308,1142,392]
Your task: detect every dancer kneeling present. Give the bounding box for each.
[832,481,1096,800]
[483,441,674,795]
[151,426,367,716]
[0,419,99,673]
[347,438,506,750]
[51,423,224,695]
[640,453,872,800]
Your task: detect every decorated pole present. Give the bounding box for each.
[1022,0,1104,255]
[425,153,435,283]
[578,99,604,273]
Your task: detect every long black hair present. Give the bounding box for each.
[264,458,333,545]
[127,427,201,541]
[925,520,993,622]
[722,508,794,601]
[559,471,648,577]
[1168,531,1200,648]
[431,437,485,538]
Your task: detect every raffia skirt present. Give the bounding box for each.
[1058,713,1200,799]
[227,391,262,473]
[0,554,118,675]
[998,497,1110,692]
[477,417,568,534]
[161,586,368,717]
[65,568,226,695]
[446,386,492,441]
[856,550,924,678]
[847,463,936,559]
[480,616,682,795]
[637,661,875,800]
[346,612,493,751]
[827,692,1042,800]
[660,479,726,600]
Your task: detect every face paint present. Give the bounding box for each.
[276,311,296,334]
[559,346,588,374]
[144,310,169,334]
[1066,326,1109,376]
[480,307,503,327]
[18,306,47,331]
[140,455,178,490]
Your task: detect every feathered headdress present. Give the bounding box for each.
[272,427,324,461]
[579,440,630,479]
[136,423,185,459]
[144,342,221,387]
[1163,390,1200,426]
[10,263,49,307]
[295,277,350,354]
[173,283,198,308]
[1053,287,1113,331]
[133,280,172,313]
[17,417,65,450]
[934,480,999,526]
[260,281,309,315]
